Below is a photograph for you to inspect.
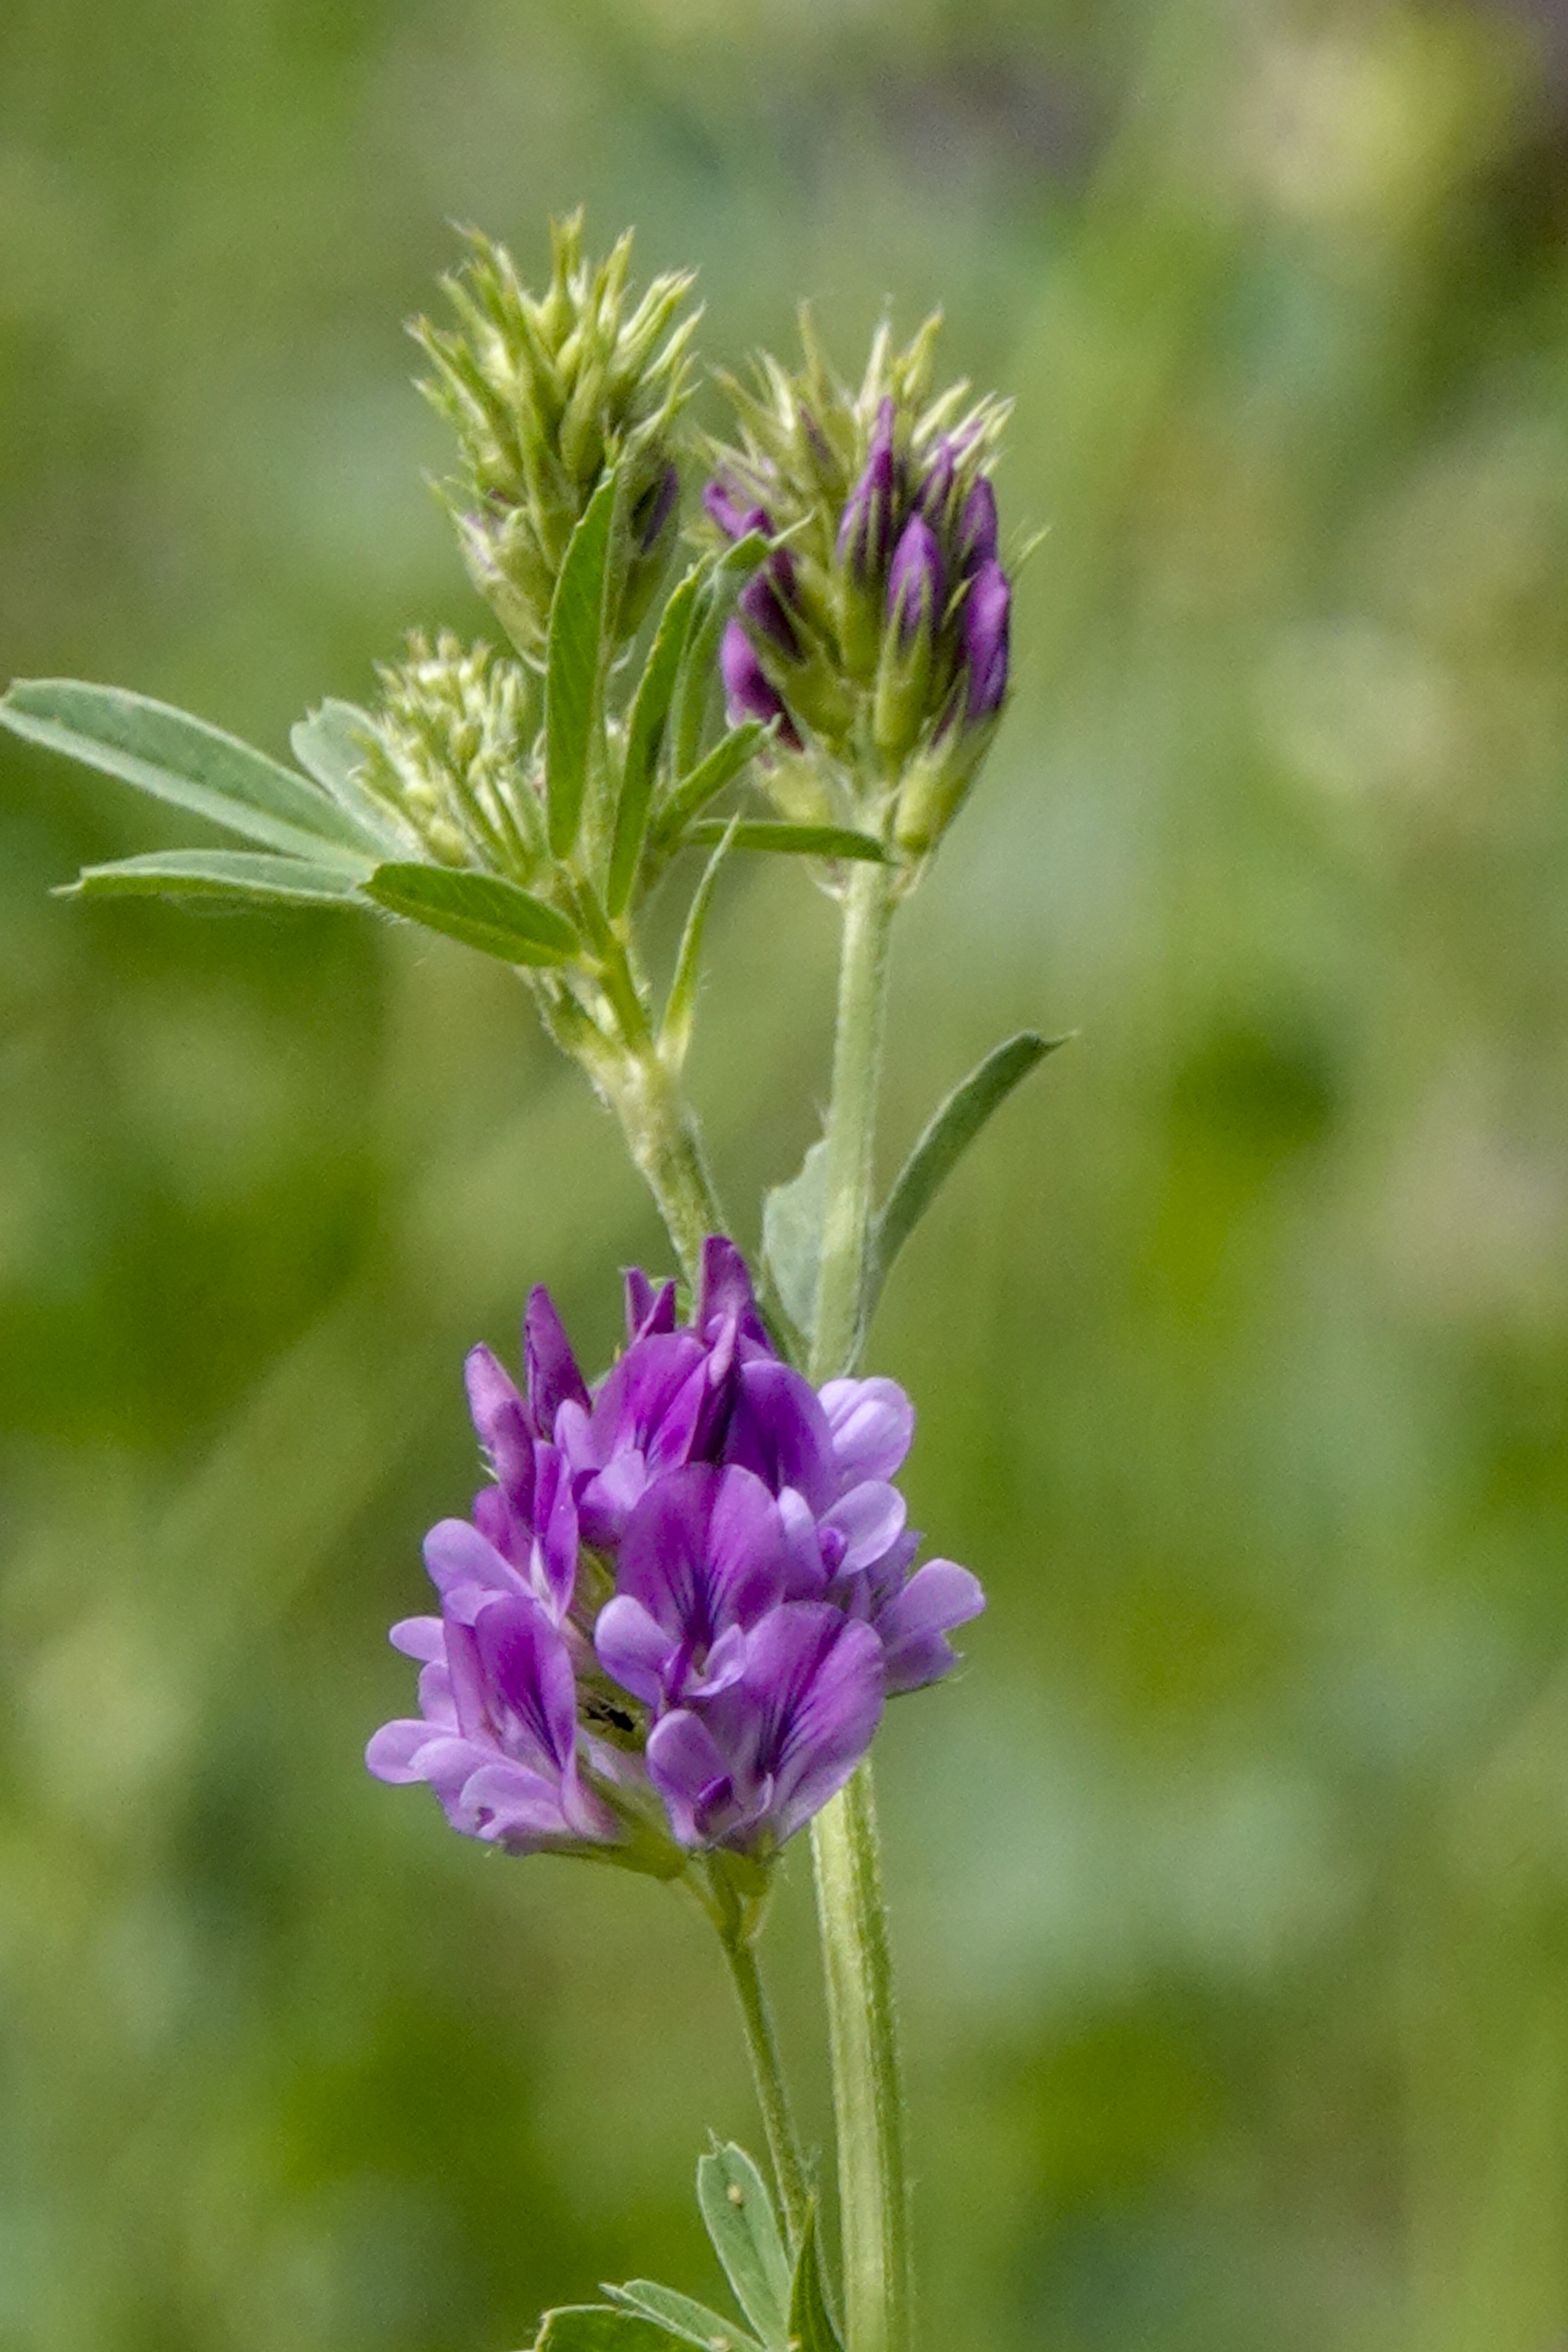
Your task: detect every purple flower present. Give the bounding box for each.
[961,558,1010,723]
[366,1596,620,1853]
[369,1237,984,1865]
[647,1604,885,1852]
[704,481,773,542]
[913,438,956,532]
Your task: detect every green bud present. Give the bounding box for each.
[358,633,543,881]
[416,215,700,658]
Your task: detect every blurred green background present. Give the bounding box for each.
[6,0,1568,2346]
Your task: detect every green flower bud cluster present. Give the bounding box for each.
[702,314,1013,858]
[358,632,543,879]
[415,213,700,658]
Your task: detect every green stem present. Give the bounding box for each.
[808,854,910,2352]
[717,1922,814,2249]
[810,858,896,1385]
[603,1044,727,1289]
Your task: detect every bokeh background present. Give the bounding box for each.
[7,0,1568,2346]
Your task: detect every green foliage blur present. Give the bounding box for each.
[6,1,1568,2345]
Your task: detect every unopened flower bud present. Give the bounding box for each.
[835,398,898,682]
[954,476,999,575]
[913,438,955,532]
[873,515,946,763]
[960,557,1010,722]
[892,560,1012,858]
[720,620,802,749]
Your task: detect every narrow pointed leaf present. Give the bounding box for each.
[290,699,409,851]
[363,862,580,965]
[660,818,737,1071]
[533,2306,684,2352]
[64,848,371,906]
[670,530,775,777]
[608,566,701,916]
[686,822,885,863]
[763,1137,829,1340]
[603,2281,761,2352]
[655,724,769,845]
[545,469,619,858]
[787,2209,843,2352]
[872,1030,1068,1302]
[1,680,378,861]
[696,2146,791,2352]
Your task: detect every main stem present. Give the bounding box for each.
[808,856,910,2352]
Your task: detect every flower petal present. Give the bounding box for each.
[874,1559,985,1693]
[819,1376,916,1485]
[524,1285,590,1436]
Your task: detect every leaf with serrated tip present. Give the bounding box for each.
[64,849,371,906]
[871,1030,1067,1312]
[531,2306,684,2352]
[1,679,379,861]
[695,2146,791,2352]
[545,470,619,859]
[603,2281,761,2352]
[363,862,580,965]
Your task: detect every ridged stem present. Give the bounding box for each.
[808,855,910,2352]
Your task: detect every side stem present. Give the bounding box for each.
[808,855,910,2352]
[717,1924,814,2249]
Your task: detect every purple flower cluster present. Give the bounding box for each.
[708,400,1011,762]
[368,1239,983,1862]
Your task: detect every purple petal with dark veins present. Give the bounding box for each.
[723,1359,837,1513]
[524,1286,590,1436]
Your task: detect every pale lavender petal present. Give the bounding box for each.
[389,1615,444,1663]
[422,1517,523,1620]
[822,1481,907,1575]
[593,1594,672,1709]
[529,1442,579,1620]
[449,1759,573,1847]
[819,1376,916,1485]
[464,1344,535,1497]
[875,1559,985,1693]
[365,1718,445,1782]
[646,1709,744,1847]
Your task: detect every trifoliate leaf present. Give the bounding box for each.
[1,679,380,861]
[695,2146,791,2352]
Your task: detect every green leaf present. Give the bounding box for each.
[546,469,619,859]
[603,2281,761,2352]
[363,862,580,965]
[64,849,371,906]
[686,822,886,863]
[290,698,407,851]
[787,2208,843,2352]
[608,566,701,916]
[1,679,379,862]
[532,2305,684,2352]
[656,724,769,845]
[659,818,737,1072]
[762,1137,829,1341]
[696,2146,791,2352]
[871,1030,1068,1306]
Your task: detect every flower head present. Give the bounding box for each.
[367,1239,983,1869]
[701,315,1014,860]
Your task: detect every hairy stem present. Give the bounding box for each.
[717,1924,814,2249]
[808,854,910,2352]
